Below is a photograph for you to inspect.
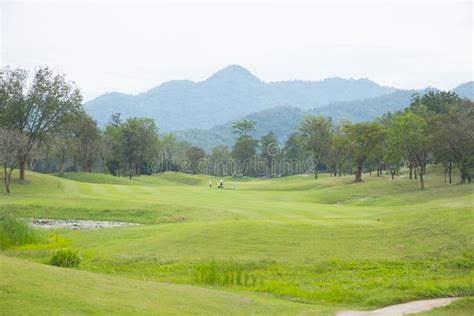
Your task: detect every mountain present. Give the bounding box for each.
[452,81,473,100]
[174,89,433,151]
[309,89,421,121]
[84,65,396,130]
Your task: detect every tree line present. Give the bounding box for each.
[1,67,473,193]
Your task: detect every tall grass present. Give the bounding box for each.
[191,259,264,287]
[0,215,47,249]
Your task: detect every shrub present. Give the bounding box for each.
[0,215,46,250]
[50,248,81,267]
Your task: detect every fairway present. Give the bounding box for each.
[0,168,473,315]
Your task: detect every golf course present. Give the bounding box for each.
[0,167,472,315]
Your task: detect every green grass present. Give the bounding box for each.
[419,297,474,315]
[0,215,47,249]
[0,255,330,315]
[0,167,473,314]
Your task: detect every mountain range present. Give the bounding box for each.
[84,65,473,151]
[84,65,397,130]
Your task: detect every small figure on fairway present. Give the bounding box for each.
[218,179,224,189]
[209,180,212,188]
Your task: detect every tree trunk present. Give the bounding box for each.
[390,168,396,180]
[19,158,26,181]
[418,168,424,190]
[448,162,452,184]
[3,166,10,194]
[313,158,319,179]
[459,161,471,184]
[414,167,417,180]
[409,165,413,179]
[354,164,363,182]
[444,165,447,183]
[59,158,65,175]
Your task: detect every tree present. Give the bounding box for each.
[282,133,306,176]
[161,134,178,172]
[388,112,430,189]
[210,145,233,176]
[329,124,351,177]
[186,146,206,174]
[344,122,385,182]
[0,129,27,193]
[432,100,474,184]
[69,112,101,172]
[260,131,280,178]
[299,115,332,179]
[231,120,258,176]
[0,67,82,180]
[119,118,159,178]
[49,129,73,175]
[409,91,462,115]
[232,136,258,176]
[232,120,256,137]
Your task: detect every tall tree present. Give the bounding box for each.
[260,131,280,178]
[388,112,430,189]
[329,124,351,177]
[432,100,474,183]
[120,118,159,178]
[0,67,82,180]
[299,115,332,179]
[210,145,233,176]
[161,134,178,172]
[0,129,28,193]
[69,112,101,172]
[186,146,206,174]
[344,122,385,182]
[232,120,256,137]
[282,133,306,176]
[232,120,258,176]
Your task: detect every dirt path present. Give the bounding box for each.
[28,218,139,230]
[337,297,459,316]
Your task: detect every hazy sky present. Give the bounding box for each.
[1,1,472,101]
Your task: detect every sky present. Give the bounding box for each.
[1,1,472,101]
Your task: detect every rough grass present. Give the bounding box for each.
[0,254,329,315]
[0,215,46,249]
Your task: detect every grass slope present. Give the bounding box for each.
[0,168,473,314]
[0,255,327,315]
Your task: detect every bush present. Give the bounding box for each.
[50,248,81,267]
[0,215,46,249]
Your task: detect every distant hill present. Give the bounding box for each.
[84,65,396,130]
[84,65,472,151]
[174,106,306,151]
[452,81,473,100]
[174,89,442,151]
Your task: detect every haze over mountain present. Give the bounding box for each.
[84,65,396,130]
[84,65,472,151]
[174,84,472,151]
[452,81,474,100]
